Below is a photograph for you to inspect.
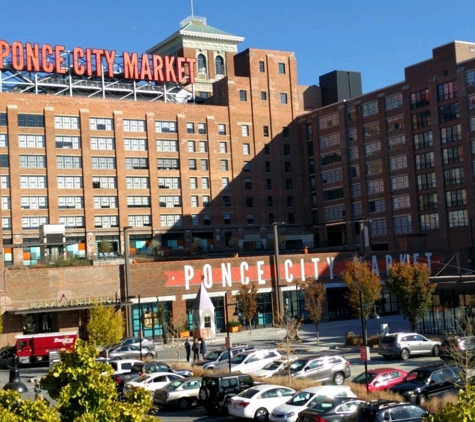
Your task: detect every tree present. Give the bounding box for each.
[236,282,258,335]
[148,238,162,256]
[0,390,59,422]
[386,262,435,331]
[299,279,326,341]
[87,303,124,359]
[40,339,157,422]
[341,257,381,319]
[426,384,475,421]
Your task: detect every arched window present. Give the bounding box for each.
[215,56,225,76]
[197,54,207,74]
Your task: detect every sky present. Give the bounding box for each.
[1,0,475,93]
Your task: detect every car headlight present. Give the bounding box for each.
[284,411,295,418]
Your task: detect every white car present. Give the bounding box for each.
[254,359,293,379]
[269,385,356,422]
[214,349,282,374]
[108,359,142,375]
[123,372,183,396]
[228,384,296,422]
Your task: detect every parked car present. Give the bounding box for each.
[153,377,202,410]
[214,349,282,374]
[439,336,475,364]
[389,362,461,405]
[351,368,407,392]
[254,359,294,379]
[269,385,357,422]
[348,400,430,422]
[377,332,441,360]
[117,337,155,351]
[228,384,296,422]
[297,397,365,422]
[103,345,156,360]
[192,345,253,369]
[199,372,255,413]
[106,359,142,375]
[123,372,183,396]
[274,355,351,385]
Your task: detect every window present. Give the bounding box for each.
[126,177,150,189]
[57,176,81,189]
[22,216,48,229]
[362,100,378,116]
[415,152,435,170]
[0,154,8,167]
[222,196,231,207]
[444,167,464,186]
[155,138,178,151]
[0,134,7,147]
[90,117,113,131]
[18,114,44,127]
[0,113,6,126]
[199,141,207,153]
[57,156,82,169]
[265,161,271,172]
[223,213,232,225]
[440,124,462,143]
[394,215,412,234]
[124,138,147,151]
[278,63,286,74]
[417,173,436,190]
[220,160,228,171]
[438,103,460,123]
[92,176,116,189]
[243,143,250,155]
[56,136,81,149]
[191,196,199,207]
[349,146,359,161]
[158,177,179,189]
[219,142,227,153]
[20,176,46,189]
[471,117,475,132]
[2,217,11,229]
[363,122,380,138]
[319,133,340,149]
[466,69,475,86]
[413,131,433,149]
[284,145,291,156]
[1,175,10,189]
[446,189,466,207]
[93,196,118,209]
[437,81,457,101]
[239,90,247,101]
[21,196,48,209]
[157,158,179,170]
[155,121,177,133]
[95,216,119,228]
[389,156,408,171]
[468,94,475,110]
[128,215,151,227]
[392,195,410,210]
[369,198,385,213]
[285,179,293,190]
[246,196,253,207]
[266,179,272,189]
[284,162,291,173]
[365,160,383,175]
[353,202,362,216]
[410,89,430,109]
[218,124,226,135]
[1,196,10,210]
[59,216,84,228]
[247,214,254,225]
[125,157,148,170]
[387,115,404,132]
[197,54,207,74]
[412,111,431,129]
[420,213,439,230]
[323,187,344,201]
[385,93,403,110]
[350,165,360,178]
[123,119,145,132]
[267,196,273,207]
[55,115,79,129]
[280,93,288,104]
[318,114,339,130]
[418,193,438,211]
[282,127,289,138]
[127,196,150,208]
[264,144,270,155]
[187,141,195,153]
[191,214,199,226]
[367,179,384,195]
[19,134,45,148]
[321,152,342,166]
[201,177,209,189]
[245,179,252,190]
[443,146,463,164]
[370,218,387,236]
[203,196,210,207]
[347,128,357,142]
[352,183,361,198]
[324,205,345,222]
[390,175,409,190]
[160,214,183,227]
[448,210,468,227]
[222,177,229,189]
[261,92,267,101]
[186,123,195,134]
[259,61,265,72]
[198,123,206,134]
[306,122,313,140]
[241,125,249,136]
[58,196,83,209]
[263,126,269,137]
[91,137,115,150]
[92,157,116,169]
[20,155,46,168]
[189,159,196,171]
[215,56,224,75]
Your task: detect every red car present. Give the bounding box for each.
[351,368,408,392]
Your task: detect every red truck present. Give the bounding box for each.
[15,331,78,364]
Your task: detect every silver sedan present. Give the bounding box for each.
[105,345,156,360]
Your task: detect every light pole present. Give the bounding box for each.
[123,226,133,336]
[224,293,241,373]
[273,222,286,317]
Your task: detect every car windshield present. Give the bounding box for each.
[353,372,377,384]
[166,380,184,390]
[288,359,308,372]
[287,391,314,406]
[205,351,221,360]
[307,400,336,413]
[237,388,259,398]
[230,354,248,364]
[381,336,397,344]
[262,361,282,370]
[405,370,430,384]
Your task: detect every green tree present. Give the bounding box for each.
[387,262,435,331]
[0,390,59,422]
[236,282,258,335]
[425,384,475,421]
[341,257,381,319]
[40,339,157,422]
[299,279,326,341]
[87,303,124,359]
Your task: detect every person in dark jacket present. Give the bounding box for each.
[184,338,191,362]
[192,338,200,361]
[199,337,207,359]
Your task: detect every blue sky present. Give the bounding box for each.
[2,0,475,93]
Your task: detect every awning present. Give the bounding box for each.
[11,301,134,315]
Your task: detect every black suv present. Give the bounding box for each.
[199,372,254,413]
[389,362,461,404]
[349,400,430,422]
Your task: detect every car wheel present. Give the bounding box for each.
[177,397,190,411]
[255,407,269,422]
[400,349,410,360]
[333,372,345,385]
[145,353,153,358]
[432,345,440,357]
[417,394,427,405]
[199,387,210,401]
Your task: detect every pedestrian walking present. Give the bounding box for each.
[192,338,200,361]
[199,337,207,359]
[184,338,191,362]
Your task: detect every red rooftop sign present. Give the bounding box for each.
[0,40,196,84]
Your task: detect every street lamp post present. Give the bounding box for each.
[123,226,133,336]
[273,222,286,317]
[224,293,240,373]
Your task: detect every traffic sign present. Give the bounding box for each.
[360,346,370,361]
[225,336,232,349]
